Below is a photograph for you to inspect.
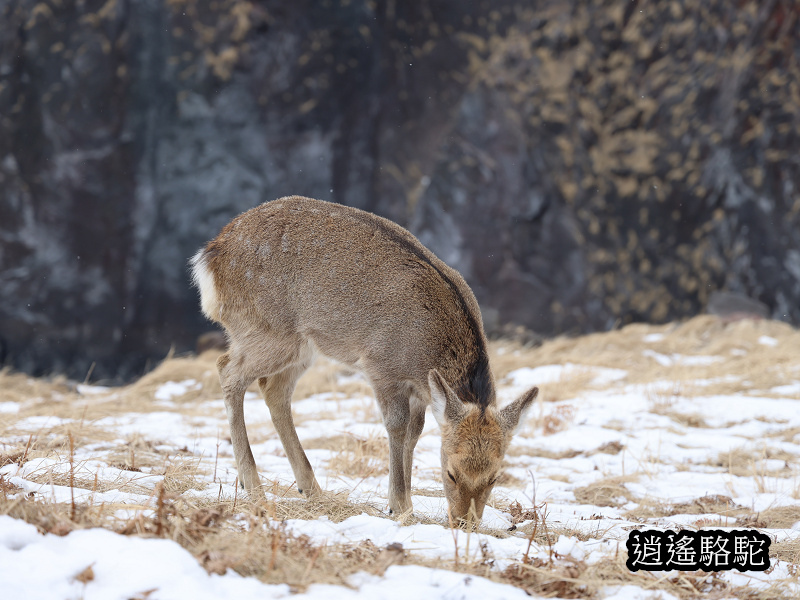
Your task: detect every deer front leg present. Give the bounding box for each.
[218,353,262,498]
[402,397,426,500]
[378,390,412,515]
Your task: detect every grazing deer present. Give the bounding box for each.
[190,196,538,526]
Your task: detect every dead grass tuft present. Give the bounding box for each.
[737,506,800,529]
[709,446,796,479]
[0,473,23,496]
[591,441,624,455]
[507,500,540,527]
[573,475,638,508]
[506,445,582,460]
[662,410,709,429]
[772,426,800,443]
[104,436,171,473]
[773,536,800,564]
[625,495,748,522]
[542,370,599,404]
[318,433,390,479]
[495,469,526,489]
[0,451,24,468]
[539,404,577,435]
[162,455,208,493]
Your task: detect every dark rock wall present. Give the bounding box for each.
[1,0,798,380]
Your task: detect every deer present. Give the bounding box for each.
[190,196,538,527]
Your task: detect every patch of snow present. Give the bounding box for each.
[642,350,673,366]
[600,585,680,600]
[76,384,111,395]
[154,379,199,401]
[758,336,779,347]
[643,351,722,367]
[678,355,723,366]
[337,372,367,387]
[552,535,587,561]
[0,516,291,600]
[12,415,72,429]
[770,382,800,395]
[505,364,626,392]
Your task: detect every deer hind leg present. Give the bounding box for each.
[217,352,261,497]
[402,395,426,502]
[218,336,309,501]
[258,356,319,497]
[376,384,413,515]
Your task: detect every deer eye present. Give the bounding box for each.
[447,471,457,484]
[488,475,499,486]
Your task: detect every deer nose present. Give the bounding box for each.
[450,498,482,529]
[456,516,479,531]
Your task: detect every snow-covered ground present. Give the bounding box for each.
[1,317,799,599]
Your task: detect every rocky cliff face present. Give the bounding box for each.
[1,0,798,381]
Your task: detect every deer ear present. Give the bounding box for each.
[429,369,467,427]
[498,386,538,434]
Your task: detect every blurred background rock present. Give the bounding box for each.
[1,0,798,381]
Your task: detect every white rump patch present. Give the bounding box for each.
[190,249,220,321]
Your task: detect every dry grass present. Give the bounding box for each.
[573,475,639,508]
[308,432,390,479]
[774,537,800,565]
[502,552,800,599]
[489,315,800,399]
[0,490,400,590]
[737,506,800,530]
[507,445,582,460]
[4,485,795,599]
[292,358,373,400]
[103,435,175,473]
[709,446,797,479]
[625,494,748,522]
[2,315,800,598]
[539,404,578,435]
[124,351,222,403]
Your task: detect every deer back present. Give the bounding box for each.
[192,196,494,405]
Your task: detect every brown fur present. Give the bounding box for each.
[190,196,538,525]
